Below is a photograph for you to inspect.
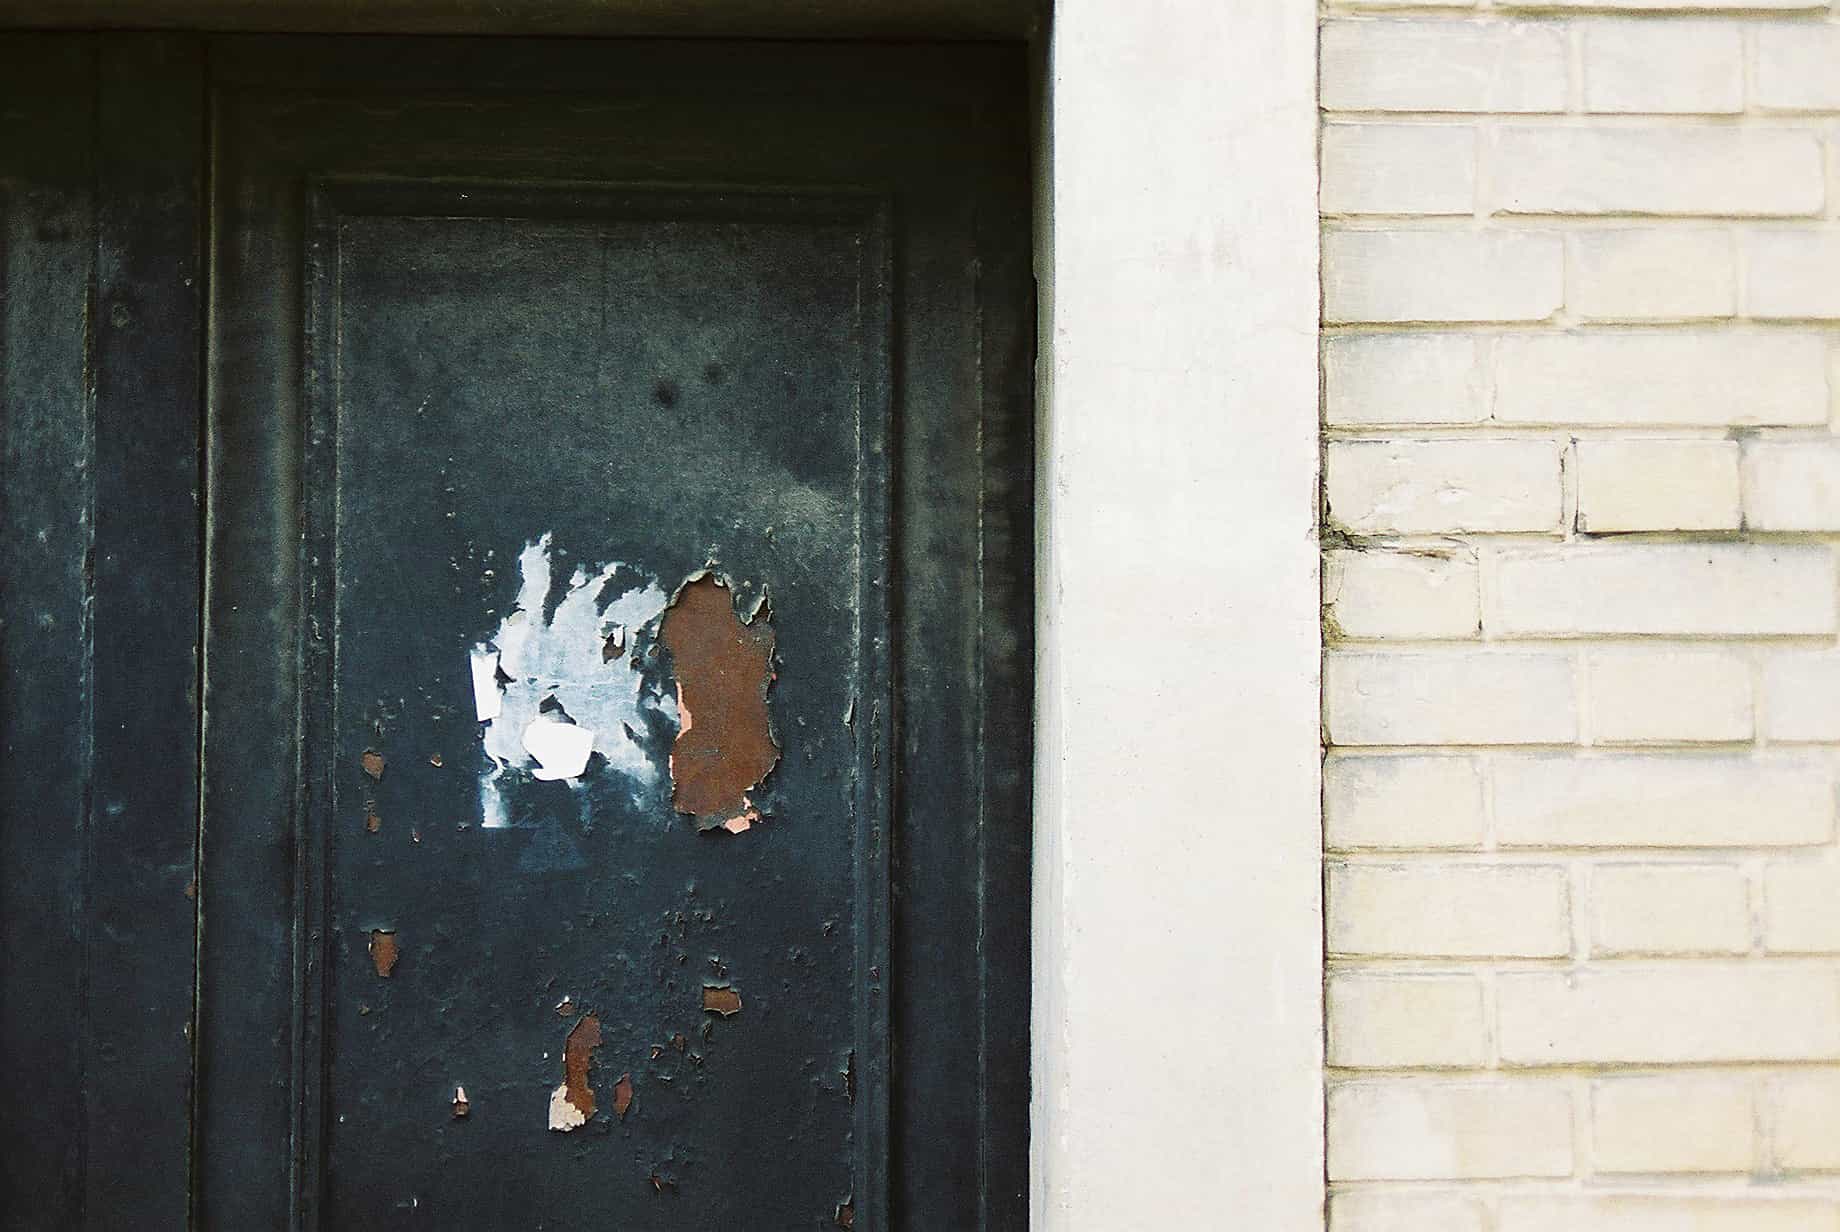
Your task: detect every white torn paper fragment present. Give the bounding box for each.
[547,1083,587,1132]
[472,534,674,826]
[522,718,595,782]
[470,646,502,722]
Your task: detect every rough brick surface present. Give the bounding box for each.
[1321,4,1840,1215]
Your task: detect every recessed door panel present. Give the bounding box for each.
[314,186,886,1226]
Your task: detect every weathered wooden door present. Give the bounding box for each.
[0,34,1031,1230]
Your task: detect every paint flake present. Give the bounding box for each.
[369,930,399,978]
[547,1013,602,1132]
[702,985,742,1017]
[614,1072,634,1119]
[659,575,779,831]
[452,1086,470,1118]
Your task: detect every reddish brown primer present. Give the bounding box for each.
[561,1014,602,1122]
[368,930,399,978]
[658,575,779,832]
[613,1072,634,1119]
[360,750,386,780]
[702,985,742,1017]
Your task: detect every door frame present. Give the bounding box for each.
[0,4,1325,1227]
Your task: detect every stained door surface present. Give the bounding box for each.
[0,35,1031,1230]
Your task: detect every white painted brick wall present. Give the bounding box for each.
[1322,4,1840,1220]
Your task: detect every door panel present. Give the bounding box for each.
[201,38,1031,1232]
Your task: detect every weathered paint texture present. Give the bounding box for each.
[659,575,779,832]
[701,985,743,1017]
[548,1013,602,1132]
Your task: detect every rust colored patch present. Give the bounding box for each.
[549,1013,601,1131]
[369,930,399,978]
[614,1072,634,1119]
[702,985,742,1017]
[658,574,778,831]
[428,752,443,768]
[451,1086,470,1118]
[360,750,386,780]
[365,812,381,834]
[555,996,576,1017]
[670,1032,687,1053]
[835,1200,855,1228]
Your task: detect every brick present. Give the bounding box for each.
[1494,755,1835,848]
[1329,1191,1486,1232]
[1327,1079,1573,1180]
[1763,652,1840,742]
[1488,544,1838,636]
[1743,230,1840,318]
[1489,126,1825,217]
[1325,755,1487,850]
[1326,439,1563,534]
[1499,1196,1840,1232]
[1755,23,1840,113]
[1565,228,1735,322]
[1575,438,1741,533]
[1493,333,1829,427]
[1321,124,1477,215]
[1323,230,1562,323]
[1327,973,1488,1068]
[1591,1074,1755,1173]
[1582,21,1743,114]
[1328,862,1571,957]
[1321,21,1567,114]
[1325,650,1578,746]
[1744,440,1840,531]
[1497,964,1840,1064]
[1584,648,1753,744]
[1590,862,1751,955]
[1769,1070,1840,1170]
[1324,334,1488,426]
[1325,549,1481,641]
[1763,861,1840,953]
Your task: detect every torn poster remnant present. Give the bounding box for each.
[471,535,673,827]
[659,575,779,832]
[548,1013,602,1132]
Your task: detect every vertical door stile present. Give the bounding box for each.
[89,33,206,1225]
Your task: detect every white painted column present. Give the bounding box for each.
[1032,3,1323,1226]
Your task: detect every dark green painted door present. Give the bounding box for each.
[1,34,1031,1231]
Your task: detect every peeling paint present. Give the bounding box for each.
[659,574,779,832]
[451,1086,470,1118]
[547,1013,601,1132]
[613,1072,634,1119]
[835,1199,855,1228]
[368,930,399,978]
[473,535,673,828]
[701,985,742,1017]
[360,750,386,780]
